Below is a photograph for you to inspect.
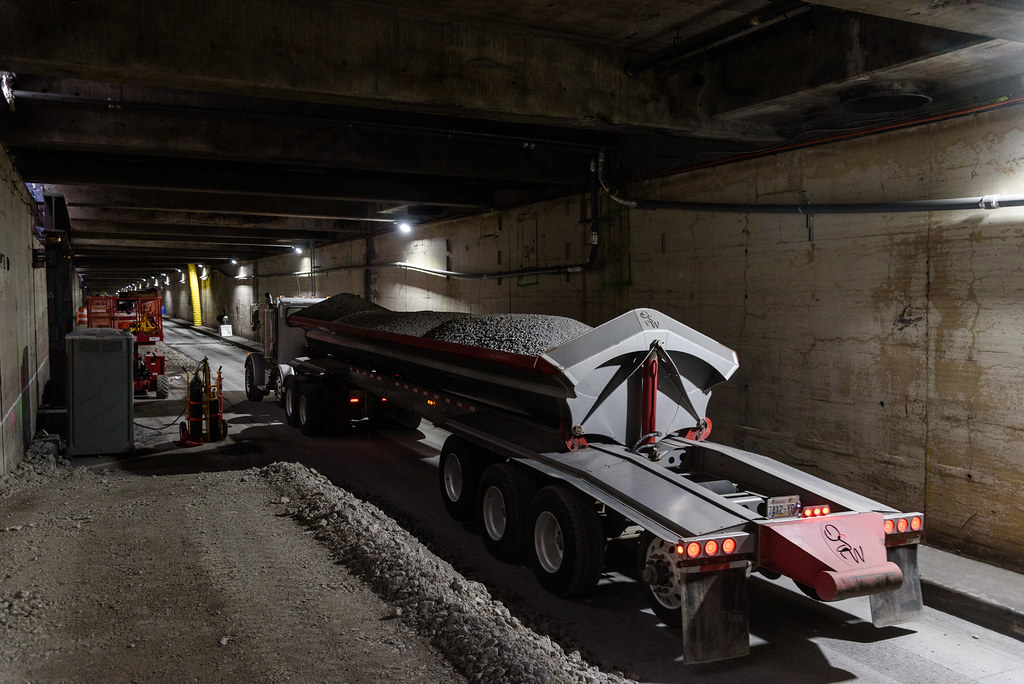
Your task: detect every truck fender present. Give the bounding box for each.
[277,363,296,385]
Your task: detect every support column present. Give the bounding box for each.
[187,263,202,326]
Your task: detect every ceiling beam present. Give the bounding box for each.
[0,0,696,133]
[68,208,363,234]
[2,97,596,186]
[13,150,497,207]
[701,9,987,118]
[808,0,1024,42]
[46,187,404,221]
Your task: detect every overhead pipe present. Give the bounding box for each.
[628,195,1024,214]
[597,150,1024,215]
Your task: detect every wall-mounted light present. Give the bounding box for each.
[294,246,303,254]
[230,259,238,265]
[398,222,413,234]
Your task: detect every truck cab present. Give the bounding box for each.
[244,295,324,404]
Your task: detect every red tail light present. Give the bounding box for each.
[883,513,924,539]
[802,505,831,518]
[704,539,719,556]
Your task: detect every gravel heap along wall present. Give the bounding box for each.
[264,462,632,684]
[300,292,593,357]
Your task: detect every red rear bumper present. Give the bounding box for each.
[759,512,903,601]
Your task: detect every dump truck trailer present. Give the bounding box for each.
[245,294,924,663]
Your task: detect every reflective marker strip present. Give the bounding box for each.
[350,368,477,412]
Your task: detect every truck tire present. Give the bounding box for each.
[478,463,536,562]
[244,357,265,402]
[438,436,481,521]
[298,382,325,436]
[527,485,604,597]
[637,531,684,628]
[274,373,287,408]
[284,380,302,427]
[156,374,170,399]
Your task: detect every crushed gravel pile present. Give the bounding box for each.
[264,462,633,684]
[425,313,592,355]
[156,340,201,372]
[337,310,470,337]
[298,293,386,322]
[0,436,71,498]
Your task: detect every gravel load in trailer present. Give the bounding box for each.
[335,310,470,338]
[251,292,927,664]
[300,294,594,357]
[424,313,592,356]
[295,292,387,322]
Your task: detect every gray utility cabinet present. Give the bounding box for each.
[66,328,134,456]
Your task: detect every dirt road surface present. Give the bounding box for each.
[0,464,466,683]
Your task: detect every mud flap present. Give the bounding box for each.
[681,565,750,663]
[869,544,923,627]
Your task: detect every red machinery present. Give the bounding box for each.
[86,295,169,398]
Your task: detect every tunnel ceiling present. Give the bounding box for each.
[2,0,1023,293]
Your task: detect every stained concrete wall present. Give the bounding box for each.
[0,147,48,476]
[169,105,1024,571]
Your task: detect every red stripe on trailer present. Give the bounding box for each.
[291,315,563,376]
[350,365,477,412]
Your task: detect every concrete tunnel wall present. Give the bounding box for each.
[0,146,49,478]
[160,105,1024,572]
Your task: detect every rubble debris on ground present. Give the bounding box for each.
[0,436,71,499]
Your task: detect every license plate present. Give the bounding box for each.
[766,495,800,519]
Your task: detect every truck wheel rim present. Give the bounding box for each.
[644,537,682,610]
[535,511,564,573]
[299,395,308,424]
[443,455,463,502]
[481,486,506,540]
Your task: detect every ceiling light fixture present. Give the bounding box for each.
[294,246,303,254]
[398,222,413,234]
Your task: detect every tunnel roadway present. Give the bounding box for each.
[114,319,1024,683]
